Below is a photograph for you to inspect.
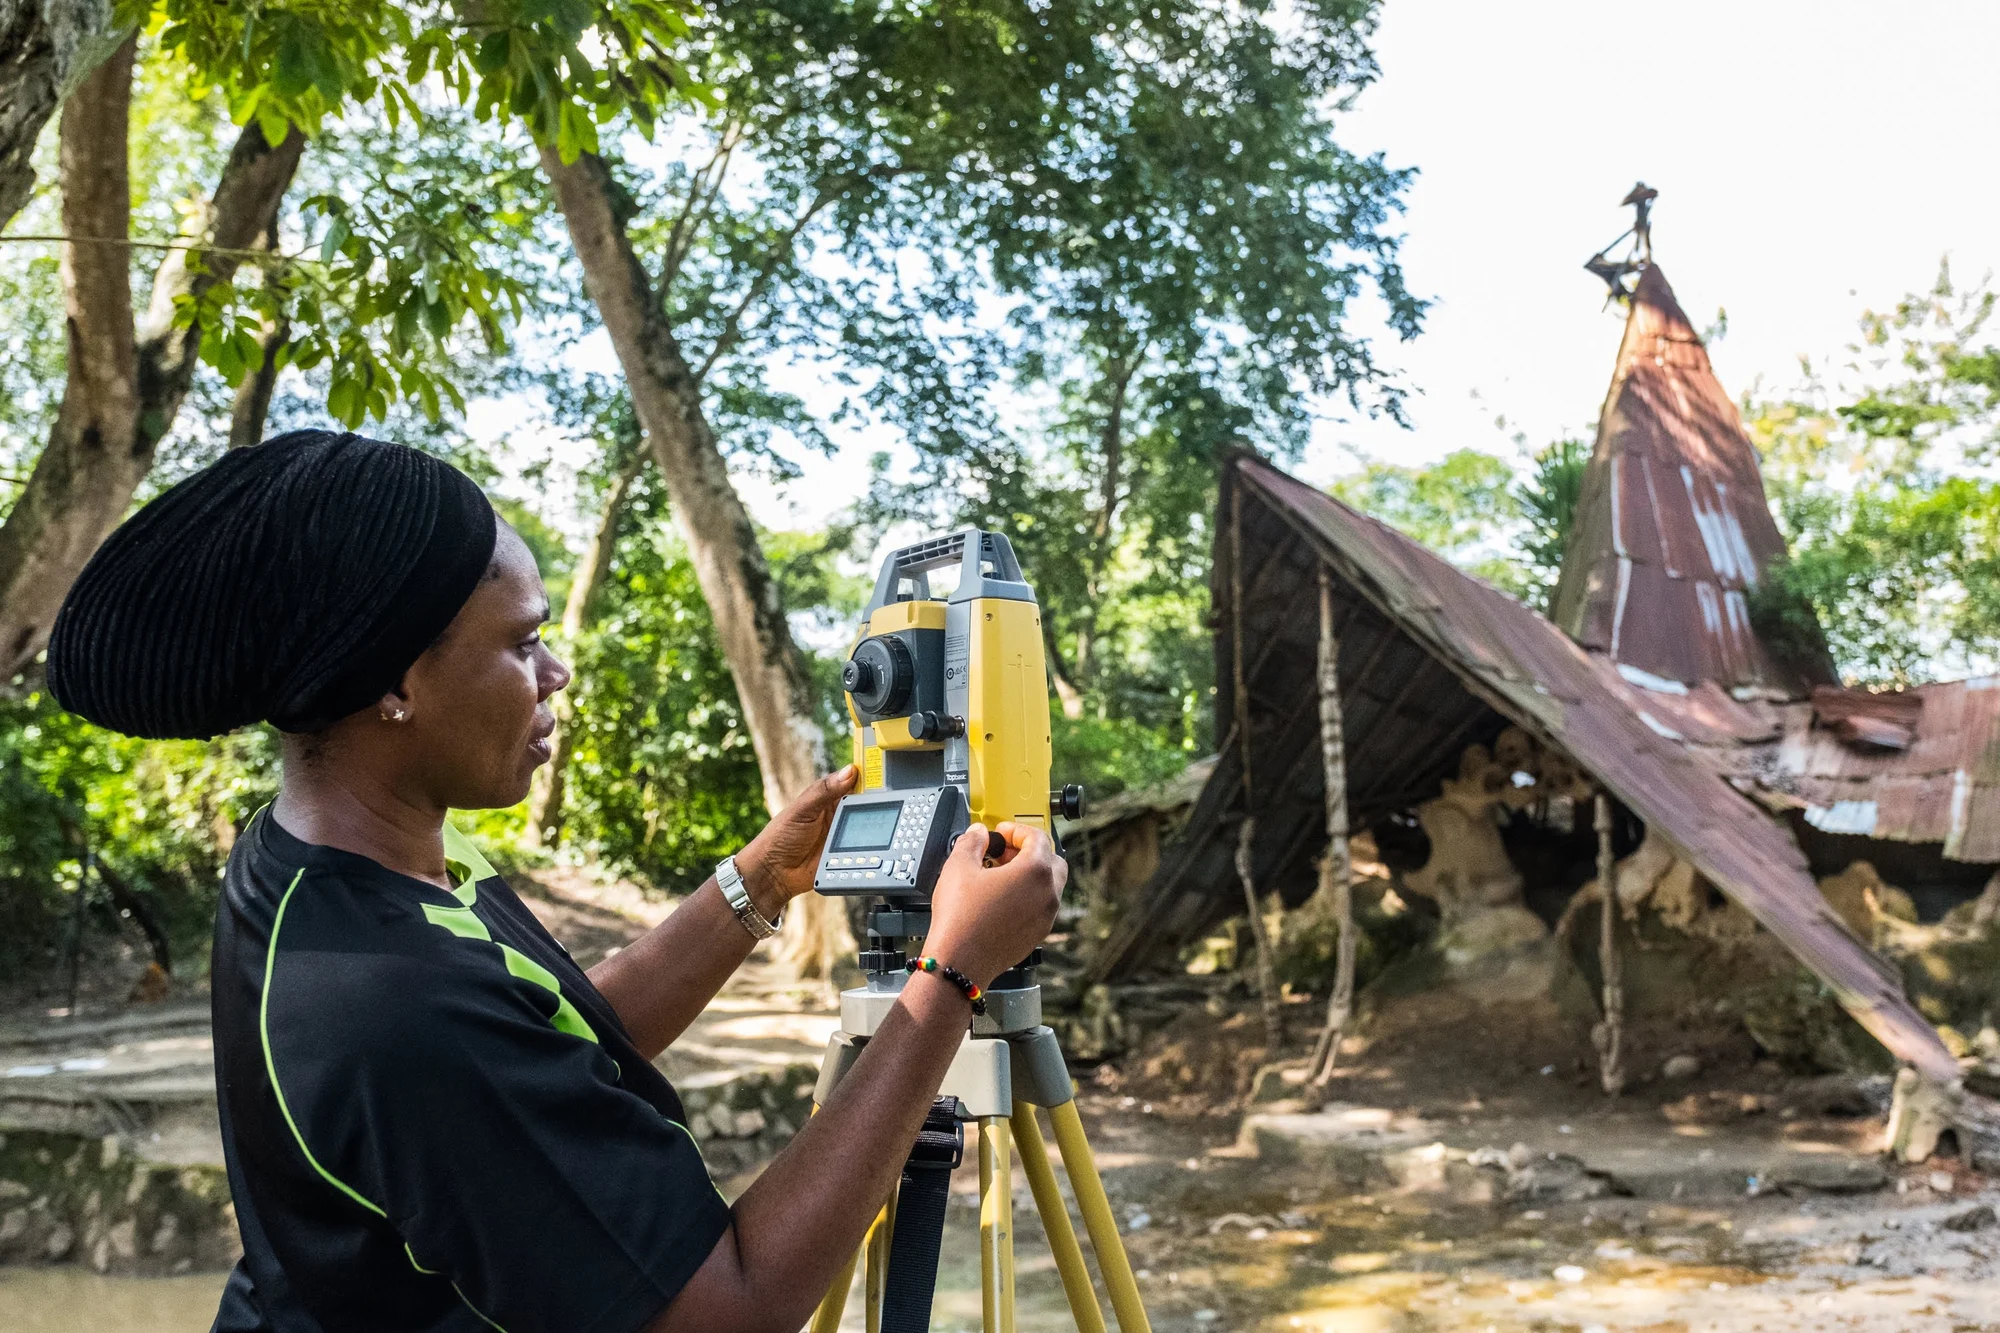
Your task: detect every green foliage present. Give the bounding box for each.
[1324,435,1590,612]
[131,0,698,148]
[0,688,279,979]
[1745,263,2000,684]
[554,476,768,891]
[1332,448,1532,596]
[136,0,702,439]
[1513,436,1588,609]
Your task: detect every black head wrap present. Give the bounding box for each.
[47,430,498,739]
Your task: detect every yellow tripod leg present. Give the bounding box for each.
[814,1201,888,1333]
[812,1240,863,1333]
[977,1116,1016,1333]
[1012,1104,1107,1333]
[1048,1101,1152,1333]
[865,1192,895,1333]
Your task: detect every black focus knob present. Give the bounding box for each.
[909,711,966,741]
[841,658,874,694]
[1051,784,1085,820]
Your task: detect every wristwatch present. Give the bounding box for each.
[716,856,781,940]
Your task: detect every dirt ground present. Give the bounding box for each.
[1039,979,2000,1333]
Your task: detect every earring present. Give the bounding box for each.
[382,707,407,723]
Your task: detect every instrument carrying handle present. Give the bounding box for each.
[868,529,1024,608]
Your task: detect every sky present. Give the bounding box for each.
[523,1,2000,537]
[1316,0,2000,480]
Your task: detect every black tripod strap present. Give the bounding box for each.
[879,1097,963,1333]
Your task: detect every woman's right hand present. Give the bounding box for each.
[922,821,1067,988]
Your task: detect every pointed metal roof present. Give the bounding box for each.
[1549,264,1831,696]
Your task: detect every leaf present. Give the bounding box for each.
[273,24,312,98]
[326,376,362,427]
[319,217,351,265]
[256,102,292,149]
[475,32,513,76]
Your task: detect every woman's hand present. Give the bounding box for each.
[733,765,858,918]
[922,821,1066,989]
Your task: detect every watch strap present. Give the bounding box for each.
[717,856,780,940]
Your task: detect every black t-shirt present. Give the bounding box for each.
[208,809,730,1333]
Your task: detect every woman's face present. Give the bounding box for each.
[393,523,571,810]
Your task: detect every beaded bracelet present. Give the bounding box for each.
[906,956,986,1016]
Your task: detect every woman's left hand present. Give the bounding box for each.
[734,765,858,916]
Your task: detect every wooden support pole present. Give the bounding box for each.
[1309,564,1356,1086]
[1230,479,1283,1051]
[1592,793,1626,1096]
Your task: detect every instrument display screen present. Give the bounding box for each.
[831,803,902,852]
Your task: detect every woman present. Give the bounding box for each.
[47,430,1065,1333]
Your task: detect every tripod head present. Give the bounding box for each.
[849,898,1045,1036]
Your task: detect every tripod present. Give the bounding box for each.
[808,906,1152,1333]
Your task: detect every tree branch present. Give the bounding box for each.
[658,120,741,293]
[691,185,839,385]
[0,59,304,675]
[134,119,305,449]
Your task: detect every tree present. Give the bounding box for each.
[525,377,645,846]
[0,0,129,232]
[1745,264,2000,685]
[831,0,1424,792]
[1333,448,1528,592]
[1514,435,1588,610]
[0,1,695,681]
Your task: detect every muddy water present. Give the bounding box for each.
[4,1161,1995,1332]
[0,1268,224,1331]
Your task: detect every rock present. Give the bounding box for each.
[1506,1152,1616,1203]
[1661,1055,1702,1081]
[0,1207,25,1246]
[1942,1204,1997,1233]
[106,1216,136,1262]
[1553,1264,1588,1283]
[44,1223,74,1261]
[150,1212,181,1255]
[732,1109,767,1138]
[1927,1170,1956,1194]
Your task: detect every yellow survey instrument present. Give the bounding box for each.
[814,529,1083,899]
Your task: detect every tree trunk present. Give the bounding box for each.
[0,106,303,676]
[0,0,128,233]
[1046,626,1086,722]
[538,145,853,977]
[528,454,640,847]
[1067,355,1136,706]
[225,314,286,449]
[0,36,136,674]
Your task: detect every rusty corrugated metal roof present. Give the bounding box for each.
[1095,453,1959,1083]
[1633,675,2000,862]
[1550,265,1833,696]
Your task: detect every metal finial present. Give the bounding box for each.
[1584,181,1658,303]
